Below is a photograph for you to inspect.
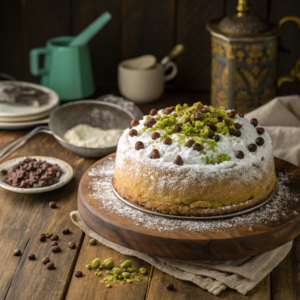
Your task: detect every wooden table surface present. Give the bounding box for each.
[1,91,299,300]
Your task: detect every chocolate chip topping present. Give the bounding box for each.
[192,143,204,151]
[28,253,36,260]
[41,257,50,264]
[1,158,62,189]
[150,109,157,116]
[250,118,258,127]
[216,115,223,122]
[46,262,54,269]
[151,149,160,159]
[131,119,139,127]
[256,127,265,135]
[256,137,265,146]
[228,110,237,118]
[186,139,195,147]
[147,118,157,128]
[184,117,191,124]
[163,137,172,145]
[238,112,244,117]
[173,155,184,165]
[207,131,215,139]
[14,249,22,256]
[151,132,161,140]
[173,123,183,133]
[194,112,202,120]
[74,271,83,277]
[129,129,137,137]
[248,144,257,152]
[39,234,46,242]
[235,129,241,137]
[164,107,175,115]
[68,241,76,249]
[62,228,70,234]
[236,150,244,159]
[135,141,144,151]
[207,122,216,131]
[228,127,240,136]
[233,123,242,129]
[213,134,220,142]
[201,107,211,113]
[49,202,56,209]
[50,235,59,241]
[51,246,61,253]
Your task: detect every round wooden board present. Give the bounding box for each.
[78,153,300,260]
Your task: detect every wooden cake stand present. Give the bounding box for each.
[78,153,300,260]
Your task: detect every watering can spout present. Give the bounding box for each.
[69,11,112,47]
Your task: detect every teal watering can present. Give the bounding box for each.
[30,12,111,101]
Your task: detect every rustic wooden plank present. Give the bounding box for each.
[271,235,300,300]
[147,268,270,300]
[71,0,122,88]
[122,0,175,62]
[23,0,71,83]
[65,238,151,299]
[226,0,270,18]
[176,0,224,91]
[269,0,300,96]
[0,0,25,80]
[1,133,96,300]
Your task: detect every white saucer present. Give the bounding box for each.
[0,118,49,130]
[0,81,59,118]
[0,156,73,194]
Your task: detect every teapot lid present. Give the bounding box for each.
[207,0,278,40]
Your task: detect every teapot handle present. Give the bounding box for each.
[277,16,300,88]
[30,48,49,76]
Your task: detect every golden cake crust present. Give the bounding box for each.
[112,154,277,216]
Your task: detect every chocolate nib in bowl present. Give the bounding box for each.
[1,158,62,189]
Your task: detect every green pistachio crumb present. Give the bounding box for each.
[91,258,101,269]
[89,239,96,245]
[139,267,147,275]
[121,260,132,269]
[86,264,92,270]
[102,258,114,269]
[216,153,232,164]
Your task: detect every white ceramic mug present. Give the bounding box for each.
[118,61,177,103]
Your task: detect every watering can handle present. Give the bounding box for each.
[30,48,49,76]
[277,16,300,88]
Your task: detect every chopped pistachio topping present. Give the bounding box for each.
[140,102,238,164]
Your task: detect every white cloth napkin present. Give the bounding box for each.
[71,95,300,295]
[246,95,300,166]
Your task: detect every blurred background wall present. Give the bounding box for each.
[0,0,299,96]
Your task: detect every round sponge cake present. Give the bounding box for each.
[113,103,276,216]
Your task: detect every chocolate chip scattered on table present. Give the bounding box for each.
[1,158,62,188]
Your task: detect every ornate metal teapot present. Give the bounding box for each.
[206,0,300,112]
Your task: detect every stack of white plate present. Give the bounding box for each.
[0,81,59,130]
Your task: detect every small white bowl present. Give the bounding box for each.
[0,156,73,194]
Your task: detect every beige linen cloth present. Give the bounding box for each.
[71,95,300,295]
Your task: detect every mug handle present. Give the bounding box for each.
[163,61,178,82]
[30,48,49,76]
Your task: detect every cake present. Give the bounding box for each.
[113,102,276,216]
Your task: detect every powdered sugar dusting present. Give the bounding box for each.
[88,158,299,232]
